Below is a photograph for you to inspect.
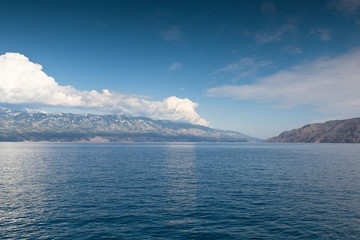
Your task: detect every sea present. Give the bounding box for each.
[1,142,360,239]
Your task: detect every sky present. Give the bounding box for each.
[1,0,360,139]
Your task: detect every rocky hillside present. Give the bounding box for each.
[0,108,258,142]
[266,118,360,143]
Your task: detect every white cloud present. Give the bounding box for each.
[0,52,208,126]
[216,24,227,34]
[212,58,271,75]
[254,24,296,45]
[260,1,276,15]
[207,48,360,116]
[159,26,185,43]
[211,58,271,82]
[329,0,360,25]
[330,0,360,14]
[168,62,182,71]
[309,27,332,41]
[282,46,303,55]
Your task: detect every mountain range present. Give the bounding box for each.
[0,108,259,142]
[266,118,360,143]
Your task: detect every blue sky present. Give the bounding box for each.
[1,0,360,138]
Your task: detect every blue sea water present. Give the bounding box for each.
[1,142,360,239]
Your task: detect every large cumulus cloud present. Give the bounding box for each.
[0,52,208,126]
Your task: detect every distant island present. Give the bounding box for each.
[0,108,259,142]
[266,118,360,143]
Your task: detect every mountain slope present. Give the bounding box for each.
[266,118,360,143]
[0,108,258,142]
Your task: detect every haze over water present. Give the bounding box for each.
[1,142,360,239]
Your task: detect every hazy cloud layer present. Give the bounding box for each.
[207,48,360,116]
[0,53,208,126]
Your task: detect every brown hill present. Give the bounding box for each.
[266,118,360,143]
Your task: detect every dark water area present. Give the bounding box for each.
[1,142,360,239]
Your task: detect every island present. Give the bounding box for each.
[266,118,360,143]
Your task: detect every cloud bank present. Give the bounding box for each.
[207,48,360,116]
[0,53,208,126]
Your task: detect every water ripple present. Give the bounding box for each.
[0,142,360,239]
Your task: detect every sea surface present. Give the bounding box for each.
[1,142,360,239]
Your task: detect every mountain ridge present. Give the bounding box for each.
[0,107,259,142]
[266,118,360,143]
